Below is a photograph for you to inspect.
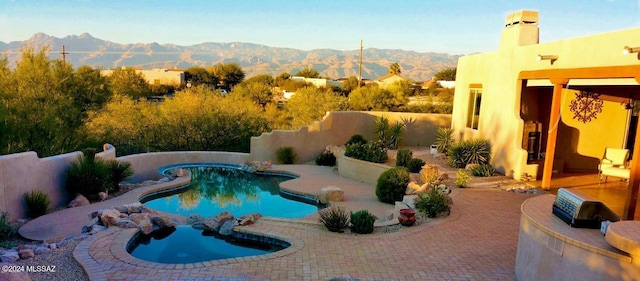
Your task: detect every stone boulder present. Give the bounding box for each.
[99,209,122,227]
[129,213,151,225]
[171,168,189,177]
[98,191,108,201]
[405,182,428,195]
[34,246,50,255]
[68,194,90,208]
[218,220,235,236]
[151,216,176,229]
[317,186,344,204]
[116,219,138,229]
[0,250,19,263]
[202,218,221,232]
[213,211,235,224]
[138,220,154,235]
[18,249,34,259]
[236,213,262,226]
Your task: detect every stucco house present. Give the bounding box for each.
[374,73,408,88]
[452,10,640,219]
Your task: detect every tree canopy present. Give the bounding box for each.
[434,67,457,81]
[388,63,401,75]
[210,62,245,90]
[108,67,151,99]
[294,67,320,78]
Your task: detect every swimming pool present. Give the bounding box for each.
[141,164,320,219]
[127,226,289,264]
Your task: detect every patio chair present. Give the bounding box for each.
[598,148,630,184]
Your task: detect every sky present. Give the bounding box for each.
[0,0,639,55]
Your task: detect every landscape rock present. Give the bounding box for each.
[99,209,122,227]
[0,250,19,263]
[213,211,235,224]
[116,218,138,229]
[218,220,235,236]
[151,216,176,229]
[405,182,428,195]
[171,168,189,177]
[187,214,205,225]
[34,246,51,255]
[48,243,57,250]
[129,213,151,225]
[18,249,34,259]
[67,194,90,208]
[158,177,170,183]
[402,195,418,209]
[236,213,262,226]
[89,225,108,235]
[202,218,221,232]
[138,220,154,235]
[0,262,31,281]
[98,191,108,201]
[317,186,344,204]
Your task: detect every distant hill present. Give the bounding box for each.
[0,33,461,82]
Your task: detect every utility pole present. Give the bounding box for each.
[358,40,363,88]
[60,45,69,63]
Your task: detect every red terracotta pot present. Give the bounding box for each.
[398,208,417,226]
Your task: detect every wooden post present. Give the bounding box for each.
[624,117,640,220]
[541,81,567,189]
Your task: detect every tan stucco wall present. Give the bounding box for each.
[452,20,640,179]
[250,111,451,164]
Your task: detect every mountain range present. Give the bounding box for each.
[0,33,461,81]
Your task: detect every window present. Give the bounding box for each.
[466,88,482,129]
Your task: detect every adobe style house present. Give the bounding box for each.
[452,10,640,219]
[101,68,185,86]
[374,73,408,88]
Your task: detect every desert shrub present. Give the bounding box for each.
[454,169,471,188]
[415,187,451,218]
[395,149,412,167]
[315,151,336,166]
[106,160,134,193]
[66,148,134,201]
[318,206,350,232]
[345,134,367,146]
[448,138,491,168]
[0,212,14,242]
[23,190,50,218]
[471,164,495,177]
[434,127,454,155]
[374,116,405,149]
[376,167,410,204]
[350,210,376,234]
[276,146,297,164]
[407,158,426,173]
[344,140,388,163]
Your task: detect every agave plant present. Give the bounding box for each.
[434,127,454,155]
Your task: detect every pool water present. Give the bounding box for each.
[142,165,319,219]
[127,226,289,263]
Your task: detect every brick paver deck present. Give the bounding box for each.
[74,188,535,281]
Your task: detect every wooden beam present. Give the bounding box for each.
[624,118,640,220]
[541,81,566,189]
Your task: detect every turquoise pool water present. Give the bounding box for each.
[127,226,289,263]
[142,165,320,219]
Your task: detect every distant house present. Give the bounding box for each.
[374,73,408,88]
[419,77,455,90]
[100,68,185,86]
[291,76,343,88]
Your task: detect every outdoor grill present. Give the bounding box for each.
[552,188,619,229]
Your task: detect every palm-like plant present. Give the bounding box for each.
[434,127,454,155]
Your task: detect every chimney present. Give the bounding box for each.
[500,10,539,49]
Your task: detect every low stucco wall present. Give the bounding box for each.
[515,195,639,281]
[251,111,451,164]
[336,152,391,186]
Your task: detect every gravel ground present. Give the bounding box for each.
[8,237,88,281]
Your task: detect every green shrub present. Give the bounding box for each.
[415,187,451,218]
[448,138,491,168]
[106,160,134,193]
[318,206,350,232]
[345,134,367,146]
[434,127,454,155]
[471,164,495,177]
[65,148,134,201]
[23,190,50,218]
[374,116,405,149]
[276,146,297,164]
[315,151,336,166]
[350,210,376,234]
[407,158,426,173]
[344,140,388,163]
[454,169,471,188]
[376,167,410,204]
[395,149,413,167]
[0,212,14,242]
